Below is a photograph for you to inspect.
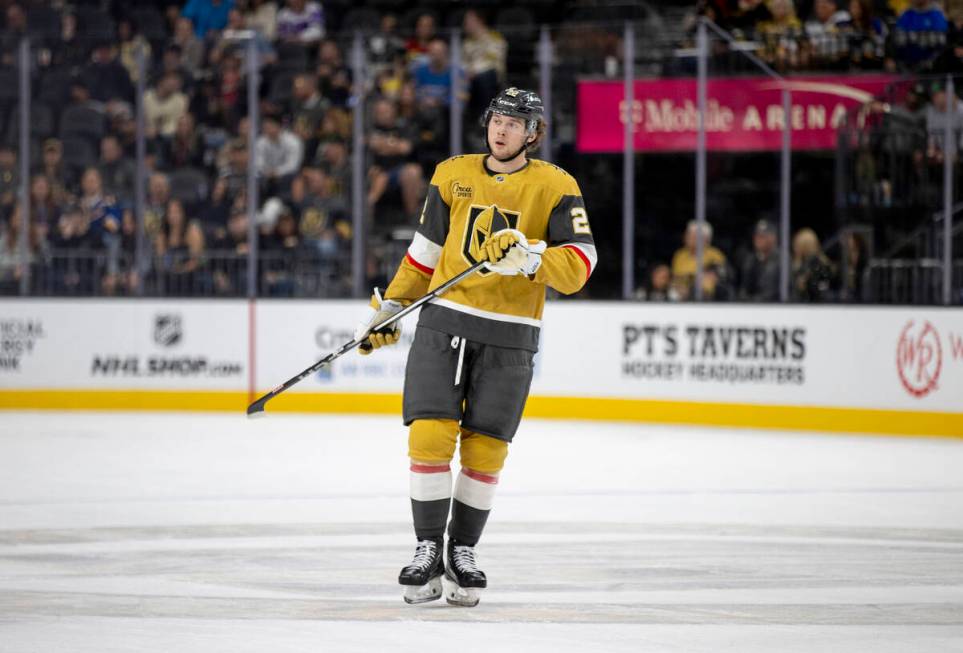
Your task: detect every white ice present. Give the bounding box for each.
[1,412,962,652]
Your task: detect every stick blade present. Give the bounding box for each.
[246,396,270,417]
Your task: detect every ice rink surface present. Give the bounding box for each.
[1,411,962,652]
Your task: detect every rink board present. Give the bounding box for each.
[1,299,961,437]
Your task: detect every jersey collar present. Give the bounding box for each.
[482,156,530,177]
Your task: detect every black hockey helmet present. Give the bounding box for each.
[481,87,544,134]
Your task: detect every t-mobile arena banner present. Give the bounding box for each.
[577,75,897,152]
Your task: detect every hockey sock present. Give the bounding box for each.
[447,467,499,546]
[410,462,453,540]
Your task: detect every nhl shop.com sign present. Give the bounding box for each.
[621,323,807,385]
[576,74,896,152]
[90,312,243,378]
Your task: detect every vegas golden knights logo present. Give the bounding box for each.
[462,204,520,274]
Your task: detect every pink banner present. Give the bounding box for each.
[577,75,897,152]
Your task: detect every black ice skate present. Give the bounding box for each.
[399,537,444,604]
[443,539,486,607]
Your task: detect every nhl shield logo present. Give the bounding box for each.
[462,204,520,274]
[154,314,183,347]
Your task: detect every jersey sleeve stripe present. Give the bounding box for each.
[405,252,435,276]
[562,243,596,277]
[406,232,442,275]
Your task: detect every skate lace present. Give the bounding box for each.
[452,545,480,573]
[409,540,438,570]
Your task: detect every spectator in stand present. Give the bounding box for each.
[412,38,464,108]
[893,0,948,68]
[841,0,888,69]
[255,113,304,196]
[805,0,852,69]
[314,139,351,200]
[164,214,210,295]
[0,146,19,220]
[49,11,88,69]
[218,8,277,69]
[145,73,190,139]
[291,167,348,254]
[84,42,136,105]
[157,198,188,257]
[462,10,507,121]
[728,0,772,36]
[261,204,306,296]
[637,264,678,302]
[78,169,121,243]
[369,13,406,74]
[35,140,70,205]
[157,44,196,93]
[739,219,781,302]
[117,17,152,85]
[276,0,325,44]
[51,204,93,250]
[757,0,803,70]
[163,113,207,171]
[290,73,329,145]
[173,16,205,72]
[842,230,868,301]
[182,0,235,39]
[98,135,137,205]
[670,220,729,301]
[931,2,963,74]
[144,173,172,247]
[0,209,47,294]
[245,0,279,41]
[211,208,249,294]
[398,80,447,171]
[405,12,437,67]
[0,4,26,67]
[924,81,963,163]
[215,52,245,131]
[211,139,250,226]
[24,175,62,240]
[316,39,351,106]
[791,228,835,302]
[366,98,425,221]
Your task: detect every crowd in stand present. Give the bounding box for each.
[697,0,957,73]
[0,0,511,296]
[0,0,957,301]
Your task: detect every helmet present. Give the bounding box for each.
[481,87,544,134]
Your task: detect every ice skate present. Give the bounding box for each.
[443,539,486,607]
[399,537,444,604]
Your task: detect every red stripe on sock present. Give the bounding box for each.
[410,463,451,474]
[405,253,435,276]
[461,468,499,484]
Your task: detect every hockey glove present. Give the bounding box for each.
[483,229,547,276]
[480,228,521,264]
[355,288,404,355]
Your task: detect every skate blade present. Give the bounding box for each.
[442,575,481,607]
[402,576,442,604]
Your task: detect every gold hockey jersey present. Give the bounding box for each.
[383,154,596,351]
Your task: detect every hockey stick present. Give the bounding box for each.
[246,260,487,416]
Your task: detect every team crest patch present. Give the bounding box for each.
[452,182,473,198]
[462,205,520,275]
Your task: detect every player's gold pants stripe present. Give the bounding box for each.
[1,390,961,438]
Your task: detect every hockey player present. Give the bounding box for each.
[355,88,596,606]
